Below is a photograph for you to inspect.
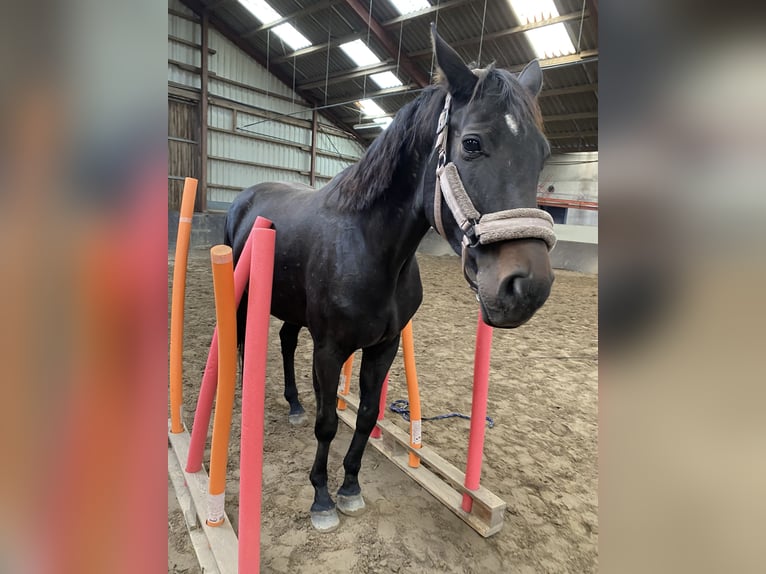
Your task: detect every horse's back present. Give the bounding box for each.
[223,178,423,341]
[224,181,317,262]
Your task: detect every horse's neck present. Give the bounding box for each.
[365,142,436,266]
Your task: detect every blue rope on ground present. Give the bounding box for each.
[389,399,494,429]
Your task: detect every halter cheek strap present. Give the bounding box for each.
[431,94,557,289]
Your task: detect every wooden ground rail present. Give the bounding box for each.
[336,393,506,537]
[168,422,238,574]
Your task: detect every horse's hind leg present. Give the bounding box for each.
[308,343,346,532]
[279,322,306,424]
[337,336,400,516]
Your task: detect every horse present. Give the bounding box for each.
[224,26,556,532]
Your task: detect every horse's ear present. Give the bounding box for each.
[431,23,477,100]
[518,59,543,98]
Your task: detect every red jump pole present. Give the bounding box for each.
[370,373,389,440]
[186,216,272,472]
[238,226,276,574]
[461,310,494,512]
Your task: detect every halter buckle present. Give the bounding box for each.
[460,221,480,248]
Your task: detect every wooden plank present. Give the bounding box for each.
[168,446,220,573]
[338,395,506,537]
[168,423,239,574]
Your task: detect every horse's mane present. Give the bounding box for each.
[330,64,543,212]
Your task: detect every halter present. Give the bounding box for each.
[432,94,557,291]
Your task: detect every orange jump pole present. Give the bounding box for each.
[401,321,423,468]
[206,245,237,527]
[169,177,198,434]
[336,355,354,410]
[370,374,389,440]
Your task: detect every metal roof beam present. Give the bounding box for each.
[203,0,231,10]
[298,61,397,90]
[343,0,430,87]
[326,81,599,108]
[272,32,361,63]
[546,130,598,140]
[408,11,590,58]
[323,84,418,106]
[507,50,598,72]
[544,112,598,122]
[586,0,599,33]
[540,83,598,98]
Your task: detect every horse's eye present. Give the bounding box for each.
[462,138,481,154]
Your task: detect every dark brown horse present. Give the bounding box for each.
[224,27,555,531]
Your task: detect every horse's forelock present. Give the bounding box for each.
[471,67,544,134]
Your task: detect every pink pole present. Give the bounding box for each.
[186,216,272,472]
[370,373,389,440]
[238,227,276,574]
[461,310,493,512]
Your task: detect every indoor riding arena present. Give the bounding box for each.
[168,0,598,572]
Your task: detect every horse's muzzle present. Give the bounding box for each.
[472,239,554,328]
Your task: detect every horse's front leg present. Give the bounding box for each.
[337,335,400,515]
[308,343,345,532]
[279,322,306,424]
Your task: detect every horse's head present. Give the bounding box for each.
[427,27,555,328]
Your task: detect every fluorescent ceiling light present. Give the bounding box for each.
[354,116,393,131]
[374,117,393,129]
[238,0,313,50]
[239,0,281,24]
[340,40,382,67]
[369,71,403,89]
[272,23,312,50]
[356,99,393,130]
[508,0,576,60]
[389,0,430,15]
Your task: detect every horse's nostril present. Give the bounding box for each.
[500,273,528,301]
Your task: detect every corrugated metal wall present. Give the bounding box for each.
[539,152,598,226]
[167,0,365,211]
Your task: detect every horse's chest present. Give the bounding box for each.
[321,260,422,337]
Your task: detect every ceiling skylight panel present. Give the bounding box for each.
[508,0,576,60]
[238,0,313,51]
[358,99,387,117]
[370,71,403,89]
[389,0,431,15]
[340,40,382,67]
[524,23,575,59]
[238,0,281,24]
[272,23,312,50]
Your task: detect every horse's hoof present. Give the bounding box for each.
[310,508,340,532]
[288,412,307,425]
[337,493,366,516]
